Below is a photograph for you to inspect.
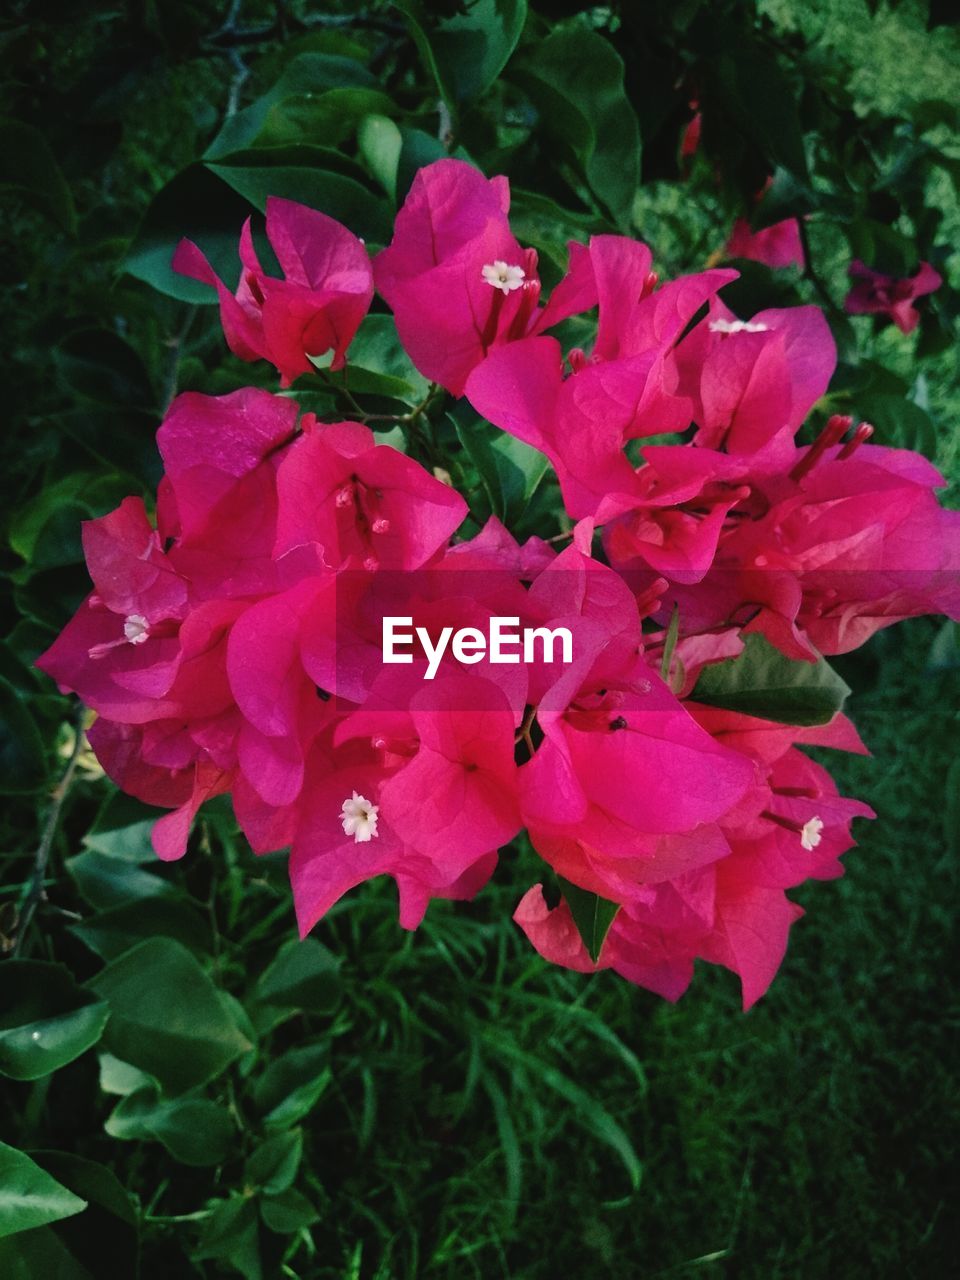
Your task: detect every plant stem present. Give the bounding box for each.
[14,704,87,957]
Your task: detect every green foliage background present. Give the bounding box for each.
[1,1,959,1276]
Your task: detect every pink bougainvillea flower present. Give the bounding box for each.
[516,707,873,1008]
[174,197,373,385]
[273,418,467,571]
[844,259,941,334]
[725,217,805,270]
[373,158,589,395]
[675,298,836,453]
[289,685,513,935]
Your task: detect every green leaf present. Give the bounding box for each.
[260,1187,319,1235]
[195,1197,261,1280]
[207,150,391,243]
[491,433,551,526]
[358,114,403,200]
[0,962,109,1081]
[98,1052,155,1097]
[105,1086,235,1166]
[23,1152,138,1278]
[53,329,152,409]
[205,53,377,160]
[70,898,211,962]
[0,678,46,795]
[558,878,619,964]
[88,938,252,1094]
[660,605,680,684]
[82,793,162,863]
[513,26,640,228]
[692,634,851,726]
[252,938,341,1017]
[254,88,395,150]
[252,1044,330,1130]
[0,118,75,232]
[67,850,178,911]
[398,0,528,106]
[125,162,253,303]
[711,48,810,184]
[855,392,938,456]
[0,1142,86,1239]
[335,312,430,404]
[244,1129,303,1196]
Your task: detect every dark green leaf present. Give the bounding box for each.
[105,1086,235,1166]
[205,53,377,160]
[195,1197,261,1280]
[260,1187,319,1235]
[558,878,619,964]
[0,961,109,1081]
[398,0,528,106]
[208,150,391,243]
[88,938,252,1094]
[125,163,253,303]
[693,634,851,726]
[0,1142,86,1239]
[253,1044,330,1130]
[244,1129,303,1196]
[513,26,640,228]
[0,118,75,232]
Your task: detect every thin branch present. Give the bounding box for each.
[14,705,87,957]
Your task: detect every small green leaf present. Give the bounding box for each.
[358,114,403,200]
[195,1196,261,1280]
[0,962,109,1081]
[558,878,619,964]
[253,1045,330,1130]
[88,938,252,1095]
[660,605,680,684]
[692,634,851,726]
[513,26,640,228]
[0,1142,86,1239]
[260,1187,319,1235]
[398,0,528,107]
[252,938,341,1016]
[244,1129,303,1196]
[105,1086,235,1167]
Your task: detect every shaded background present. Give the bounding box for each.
[1,1,958,1276]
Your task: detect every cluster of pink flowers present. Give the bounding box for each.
[39,160,959,1008]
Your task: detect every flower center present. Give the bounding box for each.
[482,260,526,294]
[709,318,769,335]
[124,614,150,645]
[340,791,380,843]
[800,815,824,851]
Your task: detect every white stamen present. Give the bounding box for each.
[800,816,824,851]
[124,614,150,645]
[482,260,526,294]
[340,791,380,843]
[709,318,769,334]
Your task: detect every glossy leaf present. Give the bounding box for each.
[693,634,851,726]
[558,878,619,964]
[0,1143,86,1239]
[0,961,109,1081]
[88,938,252,1095]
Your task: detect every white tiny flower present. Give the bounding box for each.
[482,260,526,294]
[124,614,150,645]
[340,791,380,843]
[31,1031,41,1042]
[800,816,824,851]
[709,317,769,334]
